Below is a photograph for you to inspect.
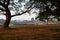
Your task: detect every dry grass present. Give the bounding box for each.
[0,24,60,40]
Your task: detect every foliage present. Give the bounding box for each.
[32,0,60,21]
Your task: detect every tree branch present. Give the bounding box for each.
[0,2,4,6]
[0,8,6,11]
[11,2,34,17]
[3,0,6,4]
[0,11,6,15]
[0,2,5,7]
[6,0,10,6]
[11,10,29,17]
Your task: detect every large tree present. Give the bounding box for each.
[0,0,34,28]
[31,0,60,23]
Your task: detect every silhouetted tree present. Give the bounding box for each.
[0,0,33,28]
[31,0,60,23]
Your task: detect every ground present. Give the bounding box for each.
[0,24,60,40]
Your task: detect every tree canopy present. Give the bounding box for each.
[31,0,60,21]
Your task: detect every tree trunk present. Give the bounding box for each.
[46,19,48,24]
[3,8,11,28]
[57,18,59,24]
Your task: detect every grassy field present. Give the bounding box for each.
[0,24,60,40]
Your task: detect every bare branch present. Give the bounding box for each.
[0,9,6,14]
[3,0,6,4]
[0,8,6,11]
[0,2,5,7]
[11,2,34,17]
[0,2,4,6]
[11,10,29,17]
[2,0,10,6]
[6,0,10,6]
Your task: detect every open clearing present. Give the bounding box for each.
[0,24,60,40]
